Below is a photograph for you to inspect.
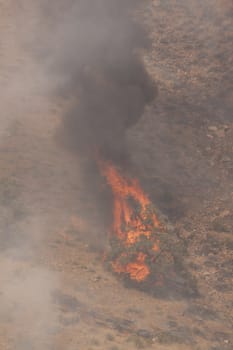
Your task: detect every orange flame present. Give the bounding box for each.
[98,158,161,282]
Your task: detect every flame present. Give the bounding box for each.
[98,157,162,282]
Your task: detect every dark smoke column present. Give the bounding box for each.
[58,0,157,165]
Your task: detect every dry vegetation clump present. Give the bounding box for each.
[106,205,198,298]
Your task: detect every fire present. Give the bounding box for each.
[98,158,162,283]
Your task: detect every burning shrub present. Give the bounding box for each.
[99,158,198,298]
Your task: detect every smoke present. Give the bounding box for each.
[53,0,157,165]
[0,261,58,350]
[0,3,60,349]
[0,2,158,346]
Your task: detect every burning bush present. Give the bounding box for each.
[99,158,198,298]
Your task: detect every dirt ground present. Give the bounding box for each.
[0,1,232,349]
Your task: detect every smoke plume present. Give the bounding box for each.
[54,0,157,165]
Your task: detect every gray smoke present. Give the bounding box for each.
[53,0,157,165]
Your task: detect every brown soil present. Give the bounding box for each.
[0,1,232,350]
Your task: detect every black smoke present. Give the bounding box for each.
[54,0,157,165]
